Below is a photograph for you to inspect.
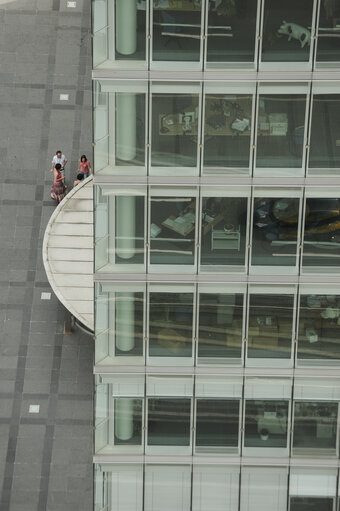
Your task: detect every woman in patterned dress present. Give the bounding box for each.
[51,163,67,203]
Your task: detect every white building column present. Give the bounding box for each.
[115,196,136,259]
[115,398,134,441]
[115,292,135,352]
[115,0,137,55]
[116,92,137,162]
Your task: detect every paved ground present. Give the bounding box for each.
[0,0,93,510]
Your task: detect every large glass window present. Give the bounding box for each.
[244,400,289,448]
[149,290,193,359]
[293,401,338,453]
[151,92,199,170]
[149,193,197,267]
[114,398,143,447]
[297,293,340,361]
[148,398,191,446]
[200,195,248,268]
[198,291,243,362]
[309,95,340,170]
[316,0,340,64]
[95,186,146,273]
[261,0,314,65]
[195,399,239,450]
[247,291,294,360]
[251,192,301,269]
[255,94,307,171]
[203,94,252,170]
[290,498,334,511]
[152,1,202,63]
[206,0,258,65]
[302,196,340,269]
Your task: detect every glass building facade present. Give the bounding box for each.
[92,1,340,510]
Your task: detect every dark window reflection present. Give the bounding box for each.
[316,0,340,63]
[290,497,333,511]
[196,399,239,448]
[207,0,257,63]
[293,401,338,451]
[298,295,340,360]
[148,398,191,445]
[309,95,340,169]
[261,0,313,63]
[244,400,289,447]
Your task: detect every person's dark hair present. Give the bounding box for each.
[55,163,62,170]
[56,150,62,155]
[80,155,87,162]
[77,173,84,180]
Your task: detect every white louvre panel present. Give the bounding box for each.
[146,376,193,397]
[195,376,243,398]
[192,465,239,511]
[204,82,256,94]
[305,187,340,198]
[110,465,143,511]
[312,83,340,95]
[99,80,148,93]
[294,378,340,401]
[201,186,251,198]
[290,468,337,497]
[100,185,146,196]
[240,467,287,511]
[145,465,191,511]
[99,375,144,397]
[244,378,292,399]
[42,176,93,332]
[253,187,302,198]
[150,186,198,197]
[248,284,296,295]
[151,82,201,93]
[258,83,309,94]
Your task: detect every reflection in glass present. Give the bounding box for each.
[207,0,257,63]
[256,95,306,169]
[151,94,199,168]
[95,194,145,271]
[293,401,338,452]
[251,197,299,266]
[150,196,196,266]
[198,293,243,360]
[309,95,340,169]
[115,93,145,168]
[244,400,289,448]
[152,1,201,62]
[290,497,333,511]
[195,399,239,449]
[261,0,313,63]
[203,95,252,169]
[149,292,193,357]
[114,398,143,446]
[248,294,293,359]
[115,0,146,62]
[148,399,191,445]
[200,197,247,267]
[316,0,340,63]
[302,198,340,268]
[92,0,108,67]
[298,295,340,360]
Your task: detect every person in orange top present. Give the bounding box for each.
[78,154,92,178]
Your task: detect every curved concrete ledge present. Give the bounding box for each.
[43,175,94,331]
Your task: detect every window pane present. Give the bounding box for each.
[316,0,340,63]
[114,398,143,446]
[203,95,252,169]
[198,293,243,360]
[195,399,239,448]
[302,198,340,268]
[256,95,306,169]
[293,401,338,451]
[115,196,145,265]
[261,0,313,63]
[115,93,145,168]
[151,94,199,167]
[298,295,340,360]
[148,399,191,445]
[149,292,193,357]
[290,497,333,511]
[244,400,289,447]
[115,0,146,62]
[150,196,196,266]
[152,1,202,62]
[115,292,144,357]
[248,294,293,359]
[206,0,257,63]
[252,197,299,266]
[309,95,340,169]
[200,197,247,267]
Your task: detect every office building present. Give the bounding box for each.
[92,1,340,510]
